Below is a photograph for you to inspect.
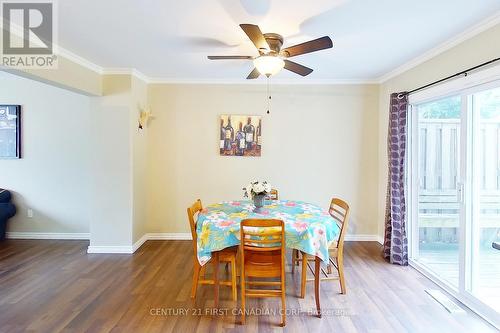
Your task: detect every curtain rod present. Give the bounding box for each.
[399,57,500,97]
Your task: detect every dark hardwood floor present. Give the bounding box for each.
[0,240,496,333]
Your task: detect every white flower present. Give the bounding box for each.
[253,183,265,193]
[242,180,272,198]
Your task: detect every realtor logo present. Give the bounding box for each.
[1,1,57,68]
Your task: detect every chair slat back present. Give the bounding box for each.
[187,199,203,256]
[329,198,350,251]
[240,218,287,325]
[240,219,285,252]
[269,189,279,200]
[265,189,279,201]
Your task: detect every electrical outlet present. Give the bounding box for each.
[27,208,33,218]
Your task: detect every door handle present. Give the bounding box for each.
[456,182,464,203]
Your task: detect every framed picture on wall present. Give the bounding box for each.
[220,115,261,157]
[0,105,21,159]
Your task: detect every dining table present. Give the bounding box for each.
[195,199,340,316]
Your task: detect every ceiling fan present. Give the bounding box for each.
[207,24,333,79]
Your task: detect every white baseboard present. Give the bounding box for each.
[377,235,384,245]
[132,234,149,252]
[130,233,380,253]
[6,232,90,240]
[87,234,149,254]
[151,233,382,242]
[344,234,381,242]
[85,233,191,254]
[146,232,192,240]
[87,246,134,254]
[5,232,382,253]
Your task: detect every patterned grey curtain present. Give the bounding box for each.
[383,92,409,265]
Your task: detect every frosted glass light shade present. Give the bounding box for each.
[253,56,285,76]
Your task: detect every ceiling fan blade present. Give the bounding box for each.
[281,36,333,58]
[246,68,260,79]
[284,60,313,76]
[239,24,270,52]
[207,56,253,60]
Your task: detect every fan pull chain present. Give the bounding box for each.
[266,76,271,114]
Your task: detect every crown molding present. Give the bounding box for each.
[101,68,135,76]
[3,10,500,86]
[98,71,379,85]
[57,47,104,74]
[102,67,138,77]
[1,17,104,75]
[101,69,378,85]
[376,10,500,83]
[79,10,500,85]
[130,69,150,83]
[145,77,379,85]
[101,68,151,83]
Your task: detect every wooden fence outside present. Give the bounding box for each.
[417,119,500,244]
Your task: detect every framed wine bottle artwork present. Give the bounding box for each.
[0,105,21,159]
[219,115,261,157]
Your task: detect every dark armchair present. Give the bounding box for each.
[0,189,16,240]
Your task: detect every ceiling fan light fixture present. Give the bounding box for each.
[253,55,285,76]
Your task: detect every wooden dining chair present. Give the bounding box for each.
[292,198,350,296]
[269,189,279,200]
[187,199,238,301]
[240,219,286,326]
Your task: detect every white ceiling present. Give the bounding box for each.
[58,0,500,81]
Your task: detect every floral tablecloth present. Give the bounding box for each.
[196,200,340,266]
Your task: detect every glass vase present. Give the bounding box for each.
[253,194,265,208]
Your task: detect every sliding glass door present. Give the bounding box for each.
[413,95,463,288]
[409,81,500,326]
[469,86,500,312]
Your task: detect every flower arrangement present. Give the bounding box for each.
[243,181,271,199]
[243,181,271,209]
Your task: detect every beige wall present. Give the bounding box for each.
[0,71,91,233]
[0,72,381,244]
[147,84,380,236]
[2,35,102,96]
[4,20,499,246]
[377,23,500,238]
[88,74,151,247]
[0,70,149,248]
[22,55,102,96]
[88,75,134,247]
[131,76,150,243]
